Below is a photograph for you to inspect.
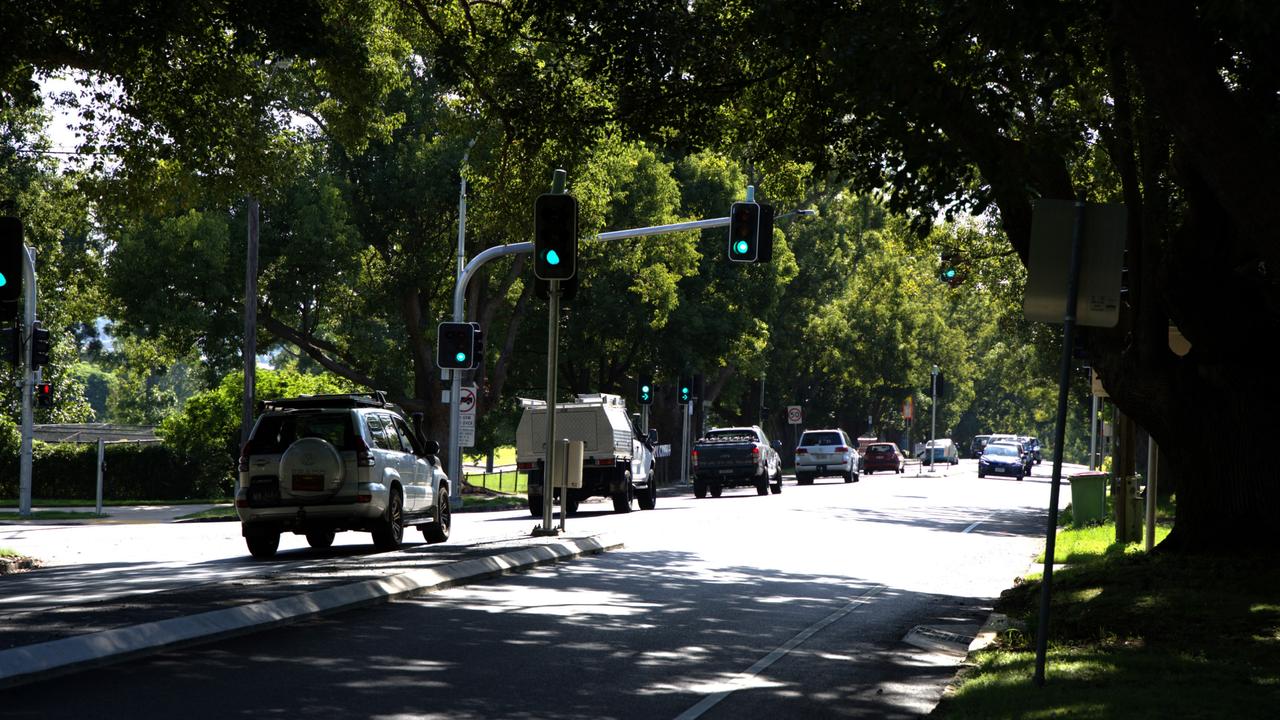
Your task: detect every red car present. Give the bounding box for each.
[861,442,905,474]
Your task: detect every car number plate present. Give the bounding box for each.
[719,469,734,475]
[292,474,325,491]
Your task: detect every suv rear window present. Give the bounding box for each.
[866,444,895,455]
[251,412,358,452]
[800,432,844,446]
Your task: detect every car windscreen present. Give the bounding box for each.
[984,445,1019,457]
[251,413,358,453]
[799,432,843,446]
[866,445,895,455]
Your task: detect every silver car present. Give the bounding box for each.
[794,428,859,485]
[235,393,450,559]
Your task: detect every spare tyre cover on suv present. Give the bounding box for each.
[279,437,345,499]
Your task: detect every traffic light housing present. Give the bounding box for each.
[728,201,761,262]
[677,376,692,404]
[35,382,53,408]
[534,193,579,281]
[469,322,485,370]
[436,321,476,370]
[1,216,23,314]
[30,321,50,367]
[637,375,654,405]
[938,252,964,287]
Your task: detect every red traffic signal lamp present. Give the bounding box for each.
[534,193,579,281]
[36,382,53,408]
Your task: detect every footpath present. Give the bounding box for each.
[0,513,617,690]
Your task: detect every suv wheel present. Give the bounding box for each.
[372,488,404,551]
[527,494,544,516]
[305,529,336,549]
[423,492,451,544]
[694,478,708,499]
[612,470,634,513]
[246,530,280,560]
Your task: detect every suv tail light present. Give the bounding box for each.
[237,440,254,473]
[795,448,808,455]
[355,437,374,467]
[835,446,849,452]
[691,449,699,469]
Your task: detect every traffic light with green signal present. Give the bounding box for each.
[436,321,476,370]
[677,377,692,404]
[938,252,964,287]
[534,193,579,281]
[638,375,654,405]
[1,216,23,316]
[728,202,761,262]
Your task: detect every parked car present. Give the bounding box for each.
[794,428,859,484]
[978,442,1026,480]
[861,442,906,474]
[970,434,992,458]
[919,438,960,465]
[236,392,451,560]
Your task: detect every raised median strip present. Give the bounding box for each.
[0,533,620,689]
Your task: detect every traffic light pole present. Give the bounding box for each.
[18,245,36,517]
[929,365,938,476]
[443,199,813,511]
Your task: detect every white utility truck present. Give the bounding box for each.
[515,393,658,515]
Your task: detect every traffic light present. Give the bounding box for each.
[35,382,53,408]
[436,321,476,370]
[534,193,579,281]
[935,373,945,397]
[938,252,964,287]
[728,201,761,262]
[693,373,704,402]
[30,321,50,367]
[469,322,485,370]
[1,216,23,314]
[637,375,653,405]
[756,204,775,262]
[677,376,692,404]
[1,324,18,365]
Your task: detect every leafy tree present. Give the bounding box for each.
[159,367,355,495]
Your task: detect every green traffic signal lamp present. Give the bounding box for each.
[638,375,654,405]
[728,201,761,262]
[436,321,476,370]
[534,193,579,281]
[678,377,692,404]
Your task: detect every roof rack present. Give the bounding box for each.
[259,391,391,412]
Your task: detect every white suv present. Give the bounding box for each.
[235,393,450,559]
[794,428,859,485]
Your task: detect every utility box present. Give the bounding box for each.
[552,439,584,489]
[1068,471,1108,526]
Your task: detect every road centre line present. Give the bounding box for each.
[962,520,985,534]
[674,584,888,720]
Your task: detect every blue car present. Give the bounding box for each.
[978,443,1025,480]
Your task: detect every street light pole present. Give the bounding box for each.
[929,365,939,473]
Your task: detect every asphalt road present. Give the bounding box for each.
[1,460,1075,718]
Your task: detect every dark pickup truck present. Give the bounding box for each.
[691,426,783,498]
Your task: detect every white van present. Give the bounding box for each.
[920,438,959,466]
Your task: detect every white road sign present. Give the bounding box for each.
[786,406,803,425]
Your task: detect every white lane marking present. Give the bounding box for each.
[674,584,887,720]
[962,521,984,534]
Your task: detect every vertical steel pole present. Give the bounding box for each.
[1089,393,1099,470]
[1145,439,1159,551]
[929,365,938,473]
[448,142,474,510]
[535,169,567,536]
[19,246,36,517]
[242,197,259,446]
[1034,199,1088,686]
[96,438,105,515]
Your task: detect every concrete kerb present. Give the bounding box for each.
[0,533,621,690]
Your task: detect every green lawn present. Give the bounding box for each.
[934,496,1280,718]
[464,445,517,467]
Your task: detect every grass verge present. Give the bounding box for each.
[0,498,230,508]
[934,498,1280,718]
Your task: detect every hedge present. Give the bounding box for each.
[0,441,230,501]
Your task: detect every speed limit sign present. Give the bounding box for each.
[786,406,803,425]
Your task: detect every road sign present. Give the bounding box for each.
[902,396,914,420]
[786,406,803,425]
[1024,200,1126,327]
[459,385,477,413]
[458,384,477,447]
